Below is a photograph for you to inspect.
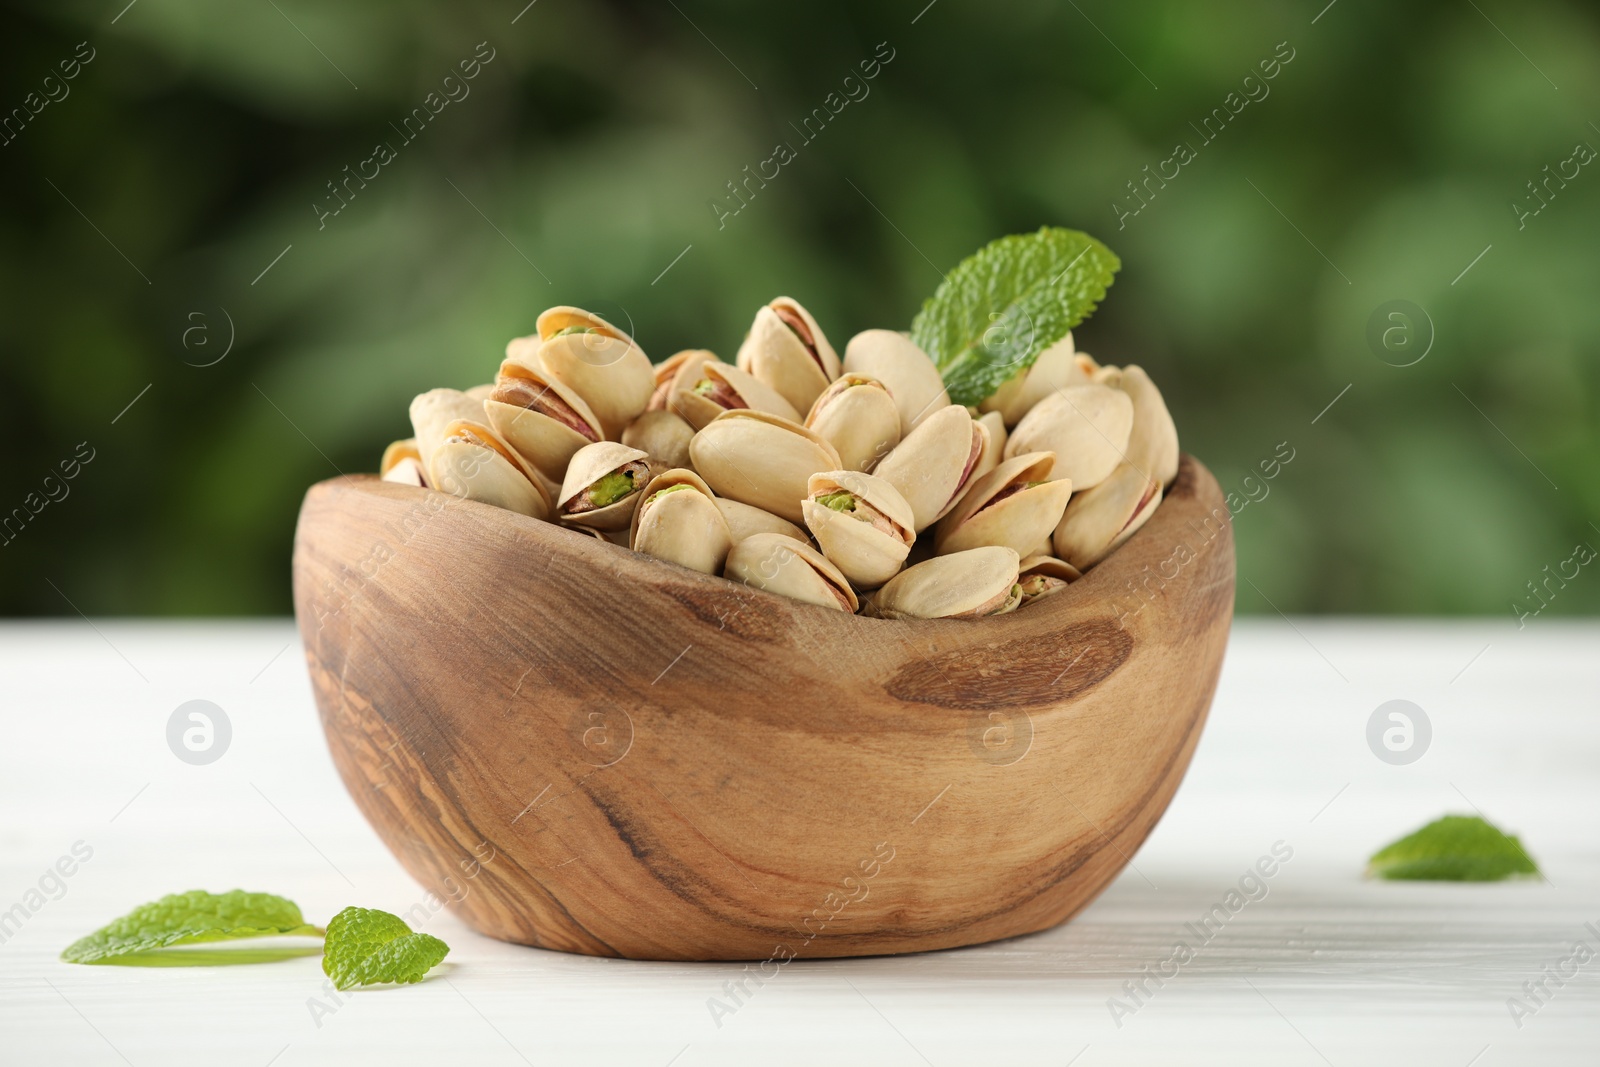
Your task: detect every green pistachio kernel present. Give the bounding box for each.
[589,470,636,508]
[552,325,597,337]
[816,491,857,513]
[647,484,694,505]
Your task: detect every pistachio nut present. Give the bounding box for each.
[1016,554,1081,606]
[1090,363,1123,385]
[868,546,1022,620]
[872,405,989,532]
[979,334,1092,426]
[1005,384,1133,491]
[725,532,858,613]
[804,373,901,472]
[648,350,709,412]
[428,418,552,520]
[935,451,1072,557]
[409,388,485,473]
[671,359,800,431]
[801,471,916,589]
[557,441,654,531]
[505,333,541,367]
[735,297,840,415]
[841,329,950,433]
[464,383,496,402]
[534,306,654,440]
[973,411,1007,482]
[628,468,733,575]
[484,356,603,481]
[714,498,809,545]
[1052,462,1162,569]
[688,410,842,523]
[1117,364,1180,487]
[380,439,426,487]
[621,409,695,471]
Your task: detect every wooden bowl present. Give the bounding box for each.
[292,454,1234,960]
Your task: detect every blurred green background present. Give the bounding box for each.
[2,0,1597,617]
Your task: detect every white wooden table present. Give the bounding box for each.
[1,619,1596,1065]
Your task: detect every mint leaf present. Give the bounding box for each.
[1367,814,1540,882]
[323,907,450,990]
[62,890,323,964]
[910,227,1120,407]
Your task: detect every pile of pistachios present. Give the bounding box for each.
[381,298,1177,620]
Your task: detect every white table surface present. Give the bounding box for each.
[1,618,1596,1066]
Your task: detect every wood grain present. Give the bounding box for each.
[291,454,1235,960]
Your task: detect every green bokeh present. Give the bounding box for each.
[2,0,1596,617]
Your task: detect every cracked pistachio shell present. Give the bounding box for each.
[622,409,695,471]
[725,532,858,613]
[410,388,486,473]
[688,410,841,524]
[1117,364,1180,487]
[1017,554,1081,606]
[534,306,654,440]
[671,359,800,431]
[557,441,653,531]
[872,405,989,532]
[380,438,423,481]
[483,357,603,482]
[735,297,840,415]
[869,546,1022,620]
[427,419,552,520]
[505,333,542,366]
[648,350,708,411]
[801,470,916,589]
[1090,363,1123,385]
[978,332,1088,426]
[629,468,732,575]
[842,329,949,433]
[935,451,1073,557]
[804,374,902,472]
[1052,462,1162,569]
[973,411,1007,482]
[713,498,809,545]
[1005,384,1133,492]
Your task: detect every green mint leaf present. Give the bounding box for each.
[910,227,1120,407]
[62,890,323,964]
[323,906,450,990]
[1367,814,1540,882]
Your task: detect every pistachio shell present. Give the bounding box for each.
[801,470,916,589]
[557,441,653,531]
[714,498,809,545]
[1090,364,1122,385]
[1005,384,1133,491]
[622,409,695,470]
[409,388,486,472]
[1016,554,1081,605]
[972,412,1007,482]
[534,307,653,440]
[869,546,1022,620]
[505,333,541,365]
[381,456,427,488]
[671,359,801,431]
[804,373,902,472]
[688,410,841,524]
[648,350,708,411]
[841,329,950,433]
[427,419,552,520]
[629,468,732,575]
[380,438,421,476]
[1052,462,1162,569]
[1117,364,1180,487]
[484,357,604,481]
[935,451,1072,557]
[725,532,858,613]
[979,334,1092,426]
[735,298,840,414]
[873,405,989,532]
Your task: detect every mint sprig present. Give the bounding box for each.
[61,889,323,964]
[1367,814,1540,882]
[323,906,450,990]
[910,227,1120,407]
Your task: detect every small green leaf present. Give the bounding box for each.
[323,907,450,990]
[1367,814,1540,882]
[910,227,1120,407]
[62,890,323,964]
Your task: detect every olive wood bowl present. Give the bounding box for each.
[292,454,1234,960]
